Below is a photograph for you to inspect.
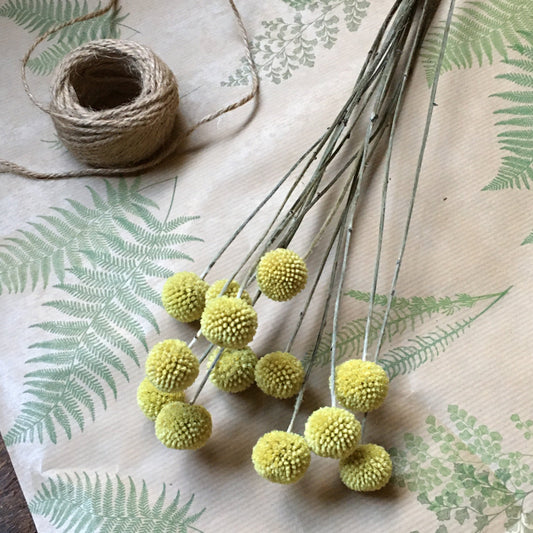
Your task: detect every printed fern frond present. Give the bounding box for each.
[380,287,510,380]
[420,0,533,85]
[308,289,507,368]
[0,0,125,42]
[484,37,533,192]
[29,472,205,533]
[0,178,155,295]
[4,210,201,446]
[0,0,128,76]
[521,229,533,244]
[221,0,369,86]
[379,319,474,380]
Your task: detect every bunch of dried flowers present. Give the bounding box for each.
[136,0,455,491]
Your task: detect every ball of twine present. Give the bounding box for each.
[49,39,180,168]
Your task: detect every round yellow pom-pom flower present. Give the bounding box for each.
[200,296,258,349]
[145,339,199,393]
[155,401,212,450]
[136,377,185,421]
[252,431,311,484]
[339,443,392,491]
[256,248,308,302]
[205,279,252,306]
[335,359,389,413]
[254,351,304,399]
[208,347,257,393]
[161,272,209,323]
[304,407,361,459]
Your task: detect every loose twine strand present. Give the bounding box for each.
[0,0,259,180]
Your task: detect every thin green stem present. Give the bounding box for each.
[190,346,224,404]
[361,0,429,362]
[372,0,456,364]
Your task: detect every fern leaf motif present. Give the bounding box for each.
[483,32,533,193]
[0,178,155,294]
[4,196,201,445]
[420,0,533,85]
[379,287,510,380]
[29,472,205,533]
[309,287,509,371]
[222,0,369,86]
[0,0,129,76]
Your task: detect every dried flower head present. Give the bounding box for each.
[136,377,185,421]
[200,296,258,349]
[252,430,311,484]
[155,401,212,450]
[339,443,392,491]
[205,279,252,305]
[256,248,308,301]
[145,339,199,393]
[254,351,304,399]
[304,406,361,459]
[208,346,257,393]
[335,359,389,413]
[161,271,209,323]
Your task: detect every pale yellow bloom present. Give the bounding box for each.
[339,443,392,491]
[256,248,307,301]
[155,401,212,450]
[145,339,199,393]
[304,406,361,459]
[162,271,209,323]
[252,431,310,484]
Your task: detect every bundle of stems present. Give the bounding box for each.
[188,0,455,437]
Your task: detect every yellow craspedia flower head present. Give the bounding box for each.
[339,443,392,491]
[155,401,212,450]
[254,351,304,399]
[335,359,389,412]
[136,377,185,421]
[205,279,252,306]
[304,406,361,459]
[256,248,308,302]
[145,339,199,393]
[252,431,311,484]
[208,347,257,393]
[161,271,209,323]
[200,296,258,349]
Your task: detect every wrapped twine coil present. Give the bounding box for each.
[49,39,180,168]
[0,0,258,179]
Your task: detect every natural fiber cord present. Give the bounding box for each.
[0,0,259,180]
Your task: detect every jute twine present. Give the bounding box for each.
[0,0,259,180]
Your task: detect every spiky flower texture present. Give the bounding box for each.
[256,248,308,301]
[339,444,392,491]
[200,296,258,349]
[205,279,252,305]
[136,378,185,421]
[162,271,209,323]
[304,407,361,459]
[208,347,257,393]
[335,359,389,412]
[145,339,199,393]
[252,431,311,484]
[155,401,212,450]
[254,351,304,399]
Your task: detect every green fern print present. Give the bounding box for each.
[420,0,533,86]
[0,178,158,294]
[0,0,129,75]
[222,0,370,86]
[309,287,509,377]
[483,32,533,196]
[390,405,533,532]
[30,472,205,532]
[4,181,201,446]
